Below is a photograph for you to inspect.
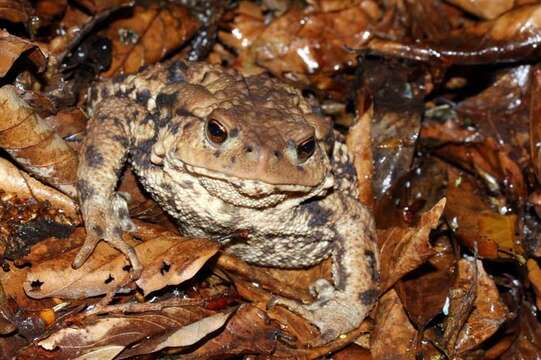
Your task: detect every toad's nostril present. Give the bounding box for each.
[273,150,281,159]
[245,145,253,153]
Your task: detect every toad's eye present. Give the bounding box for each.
[296,137,316,163]
[206,119,228,145]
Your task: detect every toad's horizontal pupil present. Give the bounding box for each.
[208,121,224,137]
[297,138,315,162]
[299,139,315,154]
[207,120,228,144]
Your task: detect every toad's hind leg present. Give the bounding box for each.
[74,97,147,277]
[270,195,380,343]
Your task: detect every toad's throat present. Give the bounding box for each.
[165,158,318,209]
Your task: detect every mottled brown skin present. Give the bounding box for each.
[75,60,380,342]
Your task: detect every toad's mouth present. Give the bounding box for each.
[165,157,324,208]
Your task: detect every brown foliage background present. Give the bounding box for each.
[0,0,540,359]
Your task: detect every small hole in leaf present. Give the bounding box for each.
[160,261,171,275]
[31,279,44,290]
[104,274,115,284]
[122,264,132,272]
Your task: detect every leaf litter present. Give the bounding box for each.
[0,0,540,359]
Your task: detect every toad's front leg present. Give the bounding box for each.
[74,97,147,277]
[271,195,380,343]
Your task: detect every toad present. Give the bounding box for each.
[74,60,379,341]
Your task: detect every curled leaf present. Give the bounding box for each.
[0,30,46,77]
[0,157,78,219]
[0,85,78,197]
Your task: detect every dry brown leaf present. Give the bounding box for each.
[24,232,219,299]
[233,278,321,345]
[43,108,87,142]
[347,106,374,209]
[0,230,84,310]
[180,304,280,359]
[0,0,31,23]
[101,4,198,77]
[371,289,417,360]
[378,198,446,291]
[446,0,514,19]
[0,85,78,197]
[0,30,46,77]
[218,251,331,302]
[27,307,230,360]
[116,309,233,358]
[0,157,78,219]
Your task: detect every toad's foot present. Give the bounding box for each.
[73,192,141,279]
[269,279,370,343]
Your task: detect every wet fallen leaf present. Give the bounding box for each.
[368,4,541,64]
[529,65,541,185]
[445,167,519,257]
[456,65,531,162]
[371,289,417,360]
[396,235,456,328]
[248,4,373,86]
[101,4,199,77]
[443,258,478,353]
[501,303,541,359]
[378,198,446,291]
[453,259,508,354]
[355,56,432,205]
